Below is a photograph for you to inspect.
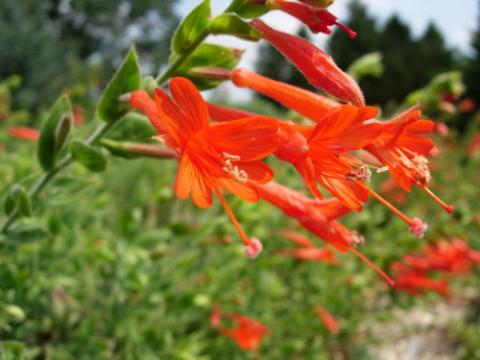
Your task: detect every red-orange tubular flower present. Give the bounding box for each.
[208,101,427,238]
[314,305,340,334]
[209,100,379,211]
[251,19,364,106]
[211,306,270,352]
[255,181,395,285]
[129,77,279,258]
[8,127,40,141]
[231,68,338,122]
[294,105,382,211]
[366,105,454,214]
[392,267,450,297]
[280,230,337,263]
[269,0,357,38]
[404,238,480,275]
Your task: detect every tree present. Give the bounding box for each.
[0,0,179,113]
[328,0,380,69]
[464,1,480,111]
[328,0,453,109]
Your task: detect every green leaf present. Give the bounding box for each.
[174,43,244,90]
[97,46,142,122]
[37,95,73,171]
[4,184,32,217]
[209,14,261,41]
[228,0,270,18]
[2,224,48,245]
[0,341,25,359]
[171,0,211,55]
[69,140,108,172]
[347,52,384,81]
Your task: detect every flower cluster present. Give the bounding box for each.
[391,238,480,296]
[128,3,454,284]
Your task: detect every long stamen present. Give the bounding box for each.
[215,189,263,258]
[366,187,413,225]
[349,247,395,286]
[421,186,455,213]
[365,186,428,238]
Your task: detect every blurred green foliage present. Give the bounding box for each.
[1,87,480,358]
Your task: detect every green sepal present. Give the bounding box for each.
[141,76,158,96]
[37,95,73,171]
[209,14,261,41]
[171,0,211,55]
[97,46,142,122]
[107,112,157,142]
[69,140,108,172]
[2,224,48,245]
[174,43,243,90]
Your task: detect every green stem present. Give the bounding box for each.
[156,29,210,85]
[1,121,118,234]
[100,138,176,159]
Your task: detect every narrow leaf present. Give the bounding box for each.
[209,14,261,40]
[4,184,32,217]
[3,225,48,245]
[37,95,73,171]
[171,0,211,55]
[97,46,142,122]
[229,0,270,18]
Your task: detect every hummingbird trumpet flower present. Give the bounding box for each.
[129,77,279,258]
[366,105,454,213]
[251,19,364,106]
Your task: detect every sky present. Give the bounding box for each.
[176,0,478,100]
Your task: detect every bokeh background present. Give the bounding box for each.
[1,0,480,359]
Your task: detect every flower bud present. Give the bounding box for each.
[251,20,364,105]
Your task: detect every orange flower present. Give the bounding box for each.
[280,229,337,263]
[209,101,380,211]
[255,181,394,285]
[296,105,381,211]
[366,105,454,213]
[8,127,40,141]
[393,269,450,297]
[211,306,270,352]
[314,305,340,334]
[270,0,356,38]
[251,19,364,105]
[404,238,479,275]
[207,101,428,238]
[129,77,279,257]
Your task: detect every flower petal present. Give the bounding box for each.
[170,77,209,134]
[240,161,274,184]
[129,90,166,134]
[175,154,212,208]
[219,179,260,202]
[208,116,279,160]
